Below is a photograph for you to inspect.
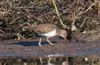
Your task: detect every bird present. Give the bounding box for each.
[25,23,67,46]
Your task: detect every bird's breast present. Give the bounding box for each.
[42,29,56,38]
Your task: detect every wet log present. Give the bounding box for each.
[0,39,100,59]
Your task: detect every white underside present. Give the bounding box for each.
[42,29,56,38]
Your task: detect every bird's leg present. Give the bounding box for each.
[39,57,44,63]
[48,57,52,63]
[47,38,54,45]
[38,38,42,46]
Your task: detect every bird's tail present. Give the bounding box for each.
[23,25,37,31]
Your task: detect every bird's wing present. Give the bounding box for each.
[34,24,56,34]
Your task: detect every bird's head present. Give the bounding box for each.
[59,30,67,40]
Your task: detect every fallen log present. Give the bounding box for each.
[0,39,100,59]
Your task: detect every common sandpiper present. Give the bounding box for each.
[26,23,67,46]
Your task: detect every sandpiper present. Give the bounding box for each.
[27,23,67,46]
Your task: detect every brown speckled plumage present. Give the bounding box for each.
[25,23,67,46]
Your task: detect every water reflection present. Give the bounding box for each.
[1,57,100,65]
